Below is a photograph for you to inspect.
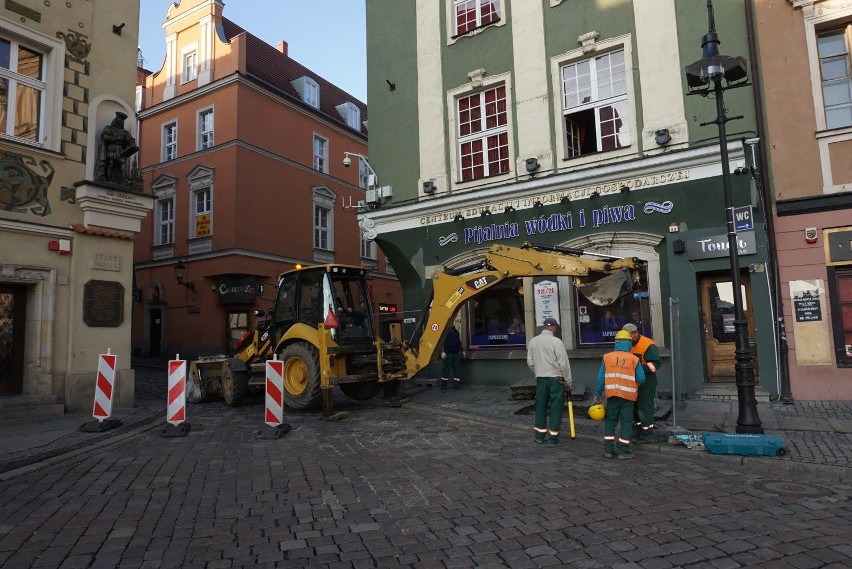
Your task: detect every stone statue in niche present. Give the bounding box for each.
[96,111,139,185]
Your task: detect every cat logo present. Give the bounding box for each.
[466,275,497,291]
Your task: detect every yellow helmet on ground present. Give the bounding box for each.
[588,404,606,421]
[614,330,632,341]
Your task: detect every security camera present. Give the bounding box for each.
[342,155,352,168]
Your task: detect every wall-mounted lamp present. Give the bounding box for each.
[422,180,436,194]
[453,214,464,222]
[113,23,126,35]
[525,157,540,173]
[560,196,570,204]
[386,79,396,91]
[672,239,686,255]
[655,128,671,146]
[480,209,492,217]
[733,165,751,176]
[174,260,195,292]
[504,205,515,213]
[533,200,543,208]
[590,191,600,200]
[620,185,630,195]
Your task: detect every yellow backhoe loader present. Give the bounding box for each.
[186,242,644,418]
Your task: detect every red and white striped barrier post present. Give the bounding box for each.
[258,355,290,439]
[265,358,284,427]
[93,349,116,421]
[162,355,191,437]
[80,349,122,432]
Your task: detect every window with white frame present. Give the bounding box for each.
[359,157,370,189]
[303,77,319,108]
[454,0,501,36]
[360,233,376,260]
[561,49,630,159]
[346,104,360,130]
[183,50,198,83]
[192,186,211,238]
[313,187,335,252]
[198,108,213,150]
[335,102,361,130]
[292,76,320,109]
[0,35,45,143]
[457,84,509,181]
[818,25,852,129]
[156,197,174,245]
[162,121,177,161]
[313,134,328,172]
[314,205,330,250]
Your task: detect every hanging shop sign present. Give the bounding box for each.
[217,276,260,304]
[686,231,756,260]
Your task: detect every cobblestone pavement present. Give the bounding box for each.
[1,386,851,569]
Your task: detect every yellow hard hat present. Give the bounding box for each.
[588,404,606,421]
[614,330,632,341]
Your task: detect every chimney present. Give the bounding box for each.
[277,40,288,56]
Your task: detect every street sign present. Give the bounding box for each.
[733,205,754,232]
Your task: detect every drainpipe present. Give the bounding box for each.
[744,0,792,403]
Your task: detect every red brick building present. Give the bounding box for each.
[133,0,400,358]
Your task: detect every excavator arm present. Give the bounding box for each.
[401,242,644,376]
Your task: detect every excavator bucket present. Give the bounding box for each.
[576,268,635,306]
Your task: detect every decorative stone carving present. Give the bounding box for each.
[56,30,91,64]
[578,31,600,53]
[0,148,54,216]
[468,68,487,88]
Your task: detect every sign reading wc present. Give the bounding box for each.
[686,231,756,260]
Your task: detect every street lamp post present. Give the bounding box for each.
[685,0,763,434]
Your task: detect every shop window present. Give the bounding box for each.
[575,264,650,346]
[467,278,526,349]
[829,266,852,367]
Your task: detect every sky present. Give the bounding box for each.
[137,0,368,102]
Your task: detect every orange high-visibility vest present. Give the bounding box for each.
[603,351,641,401]
[631,335,655,367]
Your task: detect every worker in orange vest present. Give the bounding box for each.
[593,329,646,460]
[622,323,662,443]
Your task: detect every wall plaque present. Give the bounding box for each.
[793,294,822,322]
[83,280,124,327]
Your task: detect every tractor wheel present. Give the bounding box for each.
[340,380,381,401]
[222,364,247,405]
[279,342,322,410]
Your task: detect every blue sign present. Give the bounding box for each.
[733,206,754,232]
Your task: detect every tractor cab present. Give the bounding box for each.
[271,264,374,347]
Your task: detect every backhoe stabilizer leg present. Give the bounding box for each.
[321,387,348,421]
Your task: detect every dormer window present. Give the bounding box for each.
[292,76,320,109]
[336,102,361,130]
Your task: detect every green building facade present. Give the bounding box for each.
[362,0,779,399]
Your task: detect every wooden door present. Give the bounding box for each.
[699,274,758,383]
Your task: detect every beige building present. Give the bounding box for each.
[0,1,150,418]
[756,0,852,400]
